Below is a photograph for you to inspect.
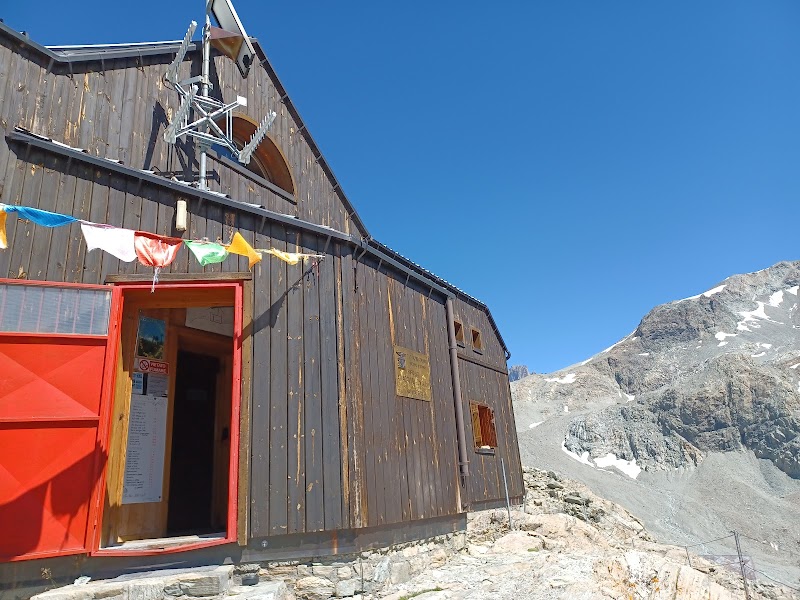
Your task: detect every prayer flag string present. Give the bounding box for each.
[0,203,325,290]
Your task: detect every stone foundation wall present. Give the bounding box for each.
[29,532,470,600]
[245,531,468,600]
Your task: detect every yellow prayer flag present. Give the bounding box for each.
[265,248,302,265]
[0,211,7,249]
[226,232,262,268]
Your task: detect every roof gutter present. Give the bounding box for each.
[357,237,451,300]
[6,130,458,307]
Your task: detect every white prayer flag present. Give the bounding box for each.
[80,222,137,262]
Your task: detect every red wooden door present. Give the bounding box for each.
[0,281,112,561]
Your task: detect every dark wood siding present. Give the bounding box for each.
[339,259,460,528]
[0,37,362,239]
[0,36,523,553]
[453,299,524,508]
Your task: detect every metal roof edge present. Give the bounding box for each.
[0,21,192,63]
[364,238,510,359]
[0,21,63,61]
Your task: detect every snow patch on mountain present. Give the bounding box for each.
[545,373,576,384]
[594,453,642,479]
[561,441,592,466]
[683,284,726,301]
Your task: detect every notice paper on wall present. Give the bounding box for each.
[131,372,169,397]
[122,394,168,504]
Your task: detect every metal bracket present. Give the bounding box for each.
[239,111,276,165]
[164,21,197,85]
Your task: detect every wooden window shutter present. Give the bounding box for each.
[469,402,483,447]
[481,407,498,448]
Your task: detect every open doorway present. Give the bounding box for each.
[168,351,220,535]
[98,283,240,552]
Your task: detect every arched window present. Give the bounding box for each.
[214,115,295,196]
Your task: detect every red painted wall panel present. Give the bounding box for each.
[0,337,106,421]
[0,336,106,561]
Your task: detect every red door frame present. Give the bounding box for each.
[90,280,243,556]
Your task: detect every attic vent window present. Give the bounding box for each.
[217,115,295,196]
[454,320,465,347]
[471,328,483,353]
[470,402,497,452]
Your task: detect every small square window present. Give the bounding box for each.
[454,320,465,347]
[471,328,483,353]
[0,282,110,335]
[469,402,497,451]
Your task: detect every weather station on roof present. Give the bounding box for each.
[0,0,523,593]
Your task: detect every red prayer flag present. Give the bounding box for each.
[134,231,183,268]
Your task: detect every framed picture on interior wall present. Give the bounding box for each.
[135,315,167,360]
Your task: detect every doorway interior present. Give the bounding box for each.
[98,283,240,552]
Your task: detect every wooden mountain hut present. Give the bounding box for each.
[0,5,523,588]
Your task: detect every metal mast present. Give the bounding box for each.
[162,0,276,192]
[198,13,211,190]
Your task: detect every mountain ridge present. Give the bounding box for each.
[511,260,800,586]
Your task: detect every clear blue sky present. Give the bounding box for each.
[5,2,800,373]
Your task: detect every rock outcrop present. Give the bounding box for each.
[514,260,800,478]
[512,260,800,588]
[508,365,530,382]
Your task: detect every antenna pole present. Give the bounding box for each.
[198,13,211,190]
[162,1,273,188]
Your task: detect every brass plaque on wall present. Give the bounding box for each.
[394,345,432,401]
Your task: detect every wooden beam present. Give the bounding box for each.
[106,272,252,283]
[238,279,254,545]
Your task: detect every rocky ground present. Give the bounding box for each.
[376,467,798,600]
[33,467,799,600]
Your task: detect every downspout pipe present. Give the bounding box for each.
[446,297,469,480]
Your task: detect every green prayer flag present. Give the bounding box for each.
[185,240,228,266]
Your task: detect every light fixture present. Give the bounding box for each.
[175,199,188,232]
